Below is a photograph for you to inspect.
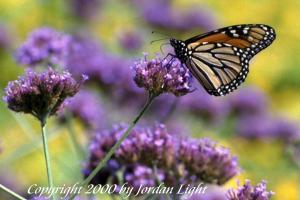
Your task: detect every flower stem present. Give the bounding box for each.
[0,184,26,200]
[68,93,156,200]
[41,123,55,200]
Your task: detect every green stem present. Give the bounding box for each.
[41,123,55,200]
[68,93,156,200]
[0,184,26,200]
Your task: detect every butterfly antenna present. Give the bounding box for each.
[151,31,172,38]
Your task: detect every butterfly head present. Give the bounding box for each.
[170,38,188,62]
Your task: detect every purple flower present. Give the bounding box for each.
[116,123,176,169]
[227,180,274,200]
[87,123,177,169]
[180,87,228,123]
[118,30,143,51]
[64,89,106,129]
[3,68,86,124]
[84,123,239,187]
[124,165,165,192]
[135,0,216,31]
[178,138,239,185]
[133,54,193,97]
[69,0,102,21]
[15,27,71,67]
[227,87,267,116]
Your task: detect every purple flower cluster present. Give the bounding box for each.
[134,0,216,31]
[227,180,274,200]
[179,138,239,185]
[133,54,192,97]
[84,123,239,190]
[64,89,106,129]
[124,165,164,190]
[15,27,71,67]
[3,68,86,124]
[116,123,176,169]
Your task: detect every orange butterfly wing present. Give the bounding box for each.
[183,24,276,96]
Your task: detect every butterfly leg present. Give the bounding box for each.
[164,53,176,60]
[163,54,177,69]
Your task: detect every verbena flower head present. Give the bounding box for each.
[178,138,239,185]
[84,123,239,188]
[124,165,165,191]
[133,54,192,97]
[4,68,86,125]
[116,123,176,168]
[227,180,274,200]
[15,27,71,67]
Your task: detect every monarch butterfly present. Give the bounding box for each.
[169,24,276,96]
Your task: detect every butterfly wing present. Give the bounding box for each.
[184,24,276,96]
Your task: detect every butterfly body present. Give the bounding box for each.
[170,24,276,96]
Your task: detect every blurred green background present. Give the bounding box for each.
[0,0,299,199]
